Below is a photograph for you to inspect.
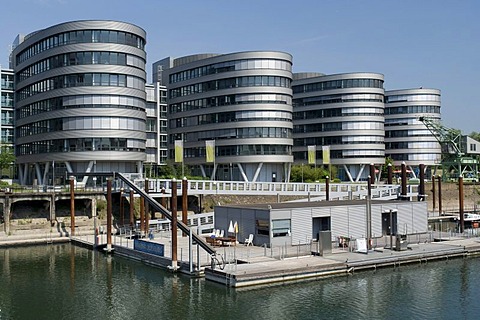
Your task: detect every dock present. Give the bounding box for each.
[66,230,480,288]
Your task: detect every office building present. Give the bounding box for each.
[11,20,147,185]
[0,68,15,178]
[154,51,294,182]
[292,72,386,182]
[385,88,442,177]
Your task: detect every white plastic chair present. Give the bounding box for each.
[244,234,254,246]
[214,229,220,237]
[219,229,224,238]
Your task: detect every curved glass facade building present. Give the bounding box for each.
[385,88,442,176]
[292,72,385,182]
[155,51,293,182]
[12,20,147,185]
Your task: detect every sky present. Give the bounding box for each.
[0,0,479,134]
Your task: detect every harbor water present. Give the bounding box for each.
[1,244,480,319]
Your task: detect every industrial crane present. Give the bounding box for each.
[419,117,478,182]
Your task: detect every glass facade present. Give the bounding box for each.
[160,51,293,182]
[384,89,442,170]
[12,20,147,185]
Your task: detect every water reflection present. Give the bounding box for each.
[1,244,480,319]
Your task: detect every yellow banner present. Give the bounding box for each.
[174,140,183,163]
[206,140,215,163]
[307,145,316,164]
[322,145,330,164]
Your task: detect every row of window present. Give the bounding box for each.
[17,73,145,101]
[17,29,145,64]
[294,149,385,160]
[1,111,14,126]
[17,137,145,156]
[385,130,432,138]
[17,116,145,137]
[293,135,384,146]
[178,144,292,158]
[386,141,440,149]
[169,111,292,128]
[386,153,440,161]
[1,74,14,90]
[169,76,291,98]
[294,121,384,133]
[17,51,145,82]
[1,93,14,107]
[293,107,384,120]
[292,78,384,94]
[293,93,384,107]
[169,93,292,113]
[171,127,292,143]
[384,105,440,115]
[385,94,440,103]
[18,95,145,119]
[169,59,292,83]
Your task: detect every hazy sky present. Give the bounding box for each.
[1,0,478,133]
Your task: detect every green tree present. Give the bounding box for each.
[0,145,15,176]
[290,164,329,182]
[469,131,480,142]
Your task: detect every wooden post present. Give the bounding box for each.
[369,163,375,185]
[325,176,330,201]
[140,196,145,236]
[418,164,425,201]
[171,179,178,270]
[160,187,166,219]
[387,163,393,185]
[432,175,436,214]
[129,190,134,227]
[182,177,188,236]
[459,176,464,233]
[401,162,407,200]
[106,178,112,251]
[438,175,443,214]
[70,176,75,236]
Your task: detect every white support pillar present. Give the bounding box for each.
[43,162,51,185]
[199,164,207,178]
[343,164,354,182]
[35,163,43,185]
[355,164,366,182]
[211,163,217,180]
[65,161,74,174]
[81,160,95,185]
[237,163,249,182]
[252,163,263,183]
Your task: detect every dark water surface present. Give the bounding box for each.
[1,244,480,320]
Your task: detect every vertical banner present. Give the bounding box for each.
[307,145,316,165]
[322,145,330,164]
[174,140,183,163]
[206,140,215,163]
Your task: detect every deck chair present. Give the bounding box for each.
[244,234,254,246]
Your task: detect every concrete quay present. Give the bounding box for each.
[205,239,480,288]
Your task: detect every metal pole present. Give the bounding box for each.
[438,175,443,215]
[418,163,425,201]
[459,176,464,233]
[145,178,150,230]
[401,161,407,200]
[369,163,375,185]
[325,176,330,201]
[389,209,393,250]
[189,228,193,273]
[367,176,372,250]
[129,190,134,227]
[171,179,178,270]
[182,177,188,237]
[69,176,75,236]
[119,188,124,226]
[106,178,113,252]
[432,175,436,215]
[140,194,145,236]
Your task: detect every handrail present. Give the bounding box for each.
[116,173,216,256]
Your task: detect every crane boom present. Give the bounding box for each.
[418,116,464,157]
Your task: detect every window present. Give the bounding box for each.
[256,219,269,236]
[272,219,291,237]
